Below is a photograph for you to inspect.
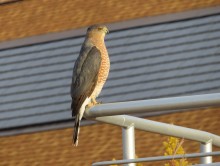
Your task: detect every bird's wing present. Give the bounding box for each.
[71,46,101,117]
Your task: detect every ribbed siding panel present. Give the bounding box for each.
[0,14,220,129]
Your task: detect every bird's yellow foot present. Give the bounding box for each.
[92,98,102,105]
[96,101,102,105]
[87,102,95,108]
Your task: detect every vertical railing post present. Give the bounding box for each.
[122,125,136,166]
[200,142,212,164]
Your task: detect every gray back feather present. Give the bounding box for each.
[71,44,101,116]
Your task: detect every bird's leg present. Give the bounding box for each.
[91,97,101,105]
[86,102,94,109]
[86,98,97,109]
[86,98,101,111]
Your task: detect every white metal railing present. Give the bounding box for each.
[85,93,220,118]
[84,93,220,166]
[92,152,220,166]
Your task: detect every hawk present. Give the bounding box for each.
[70,25,110,146]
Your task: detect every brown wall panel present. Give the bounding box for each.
[0,0,220,42]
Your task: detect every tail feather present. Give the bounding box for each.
[72,97,91,146]
[73,114,80,146]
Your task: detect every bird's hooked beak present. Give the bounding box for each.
[104,27,109,34]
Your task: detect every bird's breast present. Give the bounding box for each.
[90,40,110,98]
[97,45,110,84]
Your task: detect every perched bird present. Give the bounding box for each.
[70,25,110,146]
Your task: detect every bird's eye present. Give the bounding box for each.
[98,27,103,31]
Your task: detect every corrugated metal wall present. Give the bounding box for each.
[0,13,220,129]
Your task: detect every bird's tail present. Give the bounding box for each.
[73,114,80,146]
[72,97,91,146]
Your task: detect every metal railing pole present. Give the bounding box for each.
[85,93,220,118]
[92,151,220,166]
[92,115,220,147]
[200,142,212,164]
[122,126,136,166]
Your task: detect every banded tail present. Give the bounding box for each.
[73,114,80,146]
[72,97,91,146]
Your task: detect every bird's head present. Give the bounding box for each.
[87,25,109,38]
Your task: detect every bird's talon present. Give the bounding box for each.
[96,101,102,105]
[87,102,94,109]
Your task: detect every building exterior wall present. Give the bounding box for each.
[0,108,220,166]
[0,0,220,42]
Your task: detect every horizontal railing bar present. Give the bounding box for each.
[92,151,220,166]
[94,163,220,166]
[194,162,220,166]
[85,93,220,118]
[87,115,220,147]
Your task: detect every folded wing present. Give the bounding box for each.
[71,46,102,116]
